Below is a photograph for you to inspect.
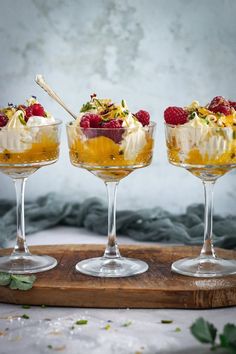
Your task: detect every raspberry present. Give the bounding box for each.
[209,96,229,108]
[229,101,236,110]
[80,113,102,139]
[102,119,123,129]
[101,119,124,143]
[134,110,150,126]
[32,103,45,117]
[164,107,188,125]
[25,103,45,121]
[0,113,8,127]
[208,96,231,116]
[80,113,102,128]
[212,104,231,115]
[25,106,33,120]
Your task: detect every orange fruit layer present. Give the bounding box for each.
[167,146,236,166]
[0,136,59,165]
[69,134,154,168]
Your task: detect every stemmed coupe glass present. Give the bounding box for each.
[0,121,61,273]
[67,123,156,277]
[165,123,236,277]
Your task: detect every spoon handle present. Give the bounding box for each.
[35,75,77,120]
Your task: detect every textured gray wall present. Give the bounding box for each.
[0,0,236,215]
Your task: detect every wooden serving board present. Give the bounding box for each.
[0,244,236,309]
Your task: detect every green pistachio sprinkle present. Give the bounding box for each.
[161,320,173,324]
[104,324,111,330]
[75,319,88,325]
[21,314,30,319]
[175,327,181,332]
[122,321,132,327]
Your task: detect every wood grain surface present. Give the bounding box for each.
[0,244,236,309]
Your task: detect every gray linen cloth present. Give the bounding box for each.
[0,193,235,248]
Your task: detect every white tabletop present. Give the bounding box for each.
[1,226,235,354]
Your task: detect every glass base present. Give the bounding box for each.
[172,256,236,278]
[76,257,149,277]
[0,254,57,274]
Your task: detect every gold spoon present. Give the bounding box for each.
[35,74,77,120]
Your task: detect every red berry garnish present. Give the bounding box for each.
[101,119,124,143]
[209,96,229,107]
[32,103,45,117]
[25,103,46,121]
[229,101,236,110]
[80,113,102,139]
[208,96,231,116]
[25,106,33,120]
[134,110,150,126]
[212,104,231,115]
[80,113,102,128]
[102,119,123,129]
[0,113,8,127]
[164,107,188,125]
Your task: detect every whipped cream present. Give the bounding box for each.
[0,113,56,153]
[168,116,234,160]
[26,115,55,127]
[121,112,147,160]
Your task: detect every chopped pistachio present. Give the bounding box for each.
[75,319,88,325]
[161,319,173,324]
[175,327,181,332]
[21,314,30,319]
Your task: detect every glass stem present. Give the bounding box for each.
[12,178,30,257]
[103,181,121,259]
[200,180,216,259]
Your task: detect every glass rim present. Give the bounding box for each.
[0,119,62,130]
[164,122,235,130]
[66,120,156,130]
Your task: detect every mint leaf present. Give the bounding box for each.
[10,274,36,291]
[80,102,93,113]
[190,318,217,344]
[220,324,236,349]
[0,272,11,286]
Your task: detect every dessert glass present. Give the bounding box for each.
[0,121,61,273]
[67,123,156,277]
[165,123,236,277]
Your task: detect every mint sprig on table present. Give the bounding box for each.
[0,272,36,290]
[191,318,236,353]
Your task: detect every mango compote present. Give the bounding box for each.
[0,97,60,167]
[164,97,236,174]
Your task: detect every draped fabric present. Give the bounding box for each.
[0,193,235,248]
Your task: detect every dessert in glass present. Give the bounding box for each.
[164,96,236,277]
[0,97,61,273]
[67,94,156,277]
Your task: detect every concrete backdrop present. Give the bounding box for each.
[0,0,235,215]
